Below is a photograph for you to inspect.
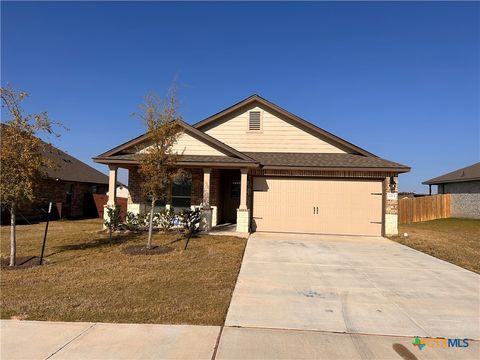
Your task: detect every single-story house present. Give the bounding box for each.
[423,162,480,219]
[1,139,110,223]
[94,95,410,236]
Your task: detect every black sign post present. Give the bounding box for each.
[39,202,52,265]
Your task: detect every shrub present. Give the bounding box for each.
[158,207,176,232]
[122,211,139,231]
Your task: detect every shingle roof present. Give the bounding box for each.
[423,162,480,185]
[41,143,109,184]
[94,153,255,164]
[244,152,410,170]
[95,152,409,171]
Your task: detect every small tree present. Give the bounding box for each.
[136,88,182,249]
[1,85,62,266]
[103,204,122,244]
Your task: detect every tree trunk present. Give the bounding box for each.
[9,203,16,267]
[147,197,155,249]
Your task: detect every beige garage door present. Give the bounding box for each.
[252,177,383,236]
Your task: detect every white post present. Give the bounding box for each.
[201,168,212,231]
[236,169,249,232]
[107,165,118,205]
[104,165,118,229]
[203,168,211,206]
[239,168,248,210]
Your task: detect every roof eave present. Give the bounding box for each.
[261,165,411,173]
[93,157,260,169]
[422,177,480,185]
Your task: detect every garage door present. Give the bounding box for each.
[252,177,383,236]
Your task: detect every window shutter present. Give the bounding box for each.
[249,111,261,131]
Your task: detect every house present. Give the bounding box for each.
[1,139,110,223]
[94,95,410,236]
[423,162,480,219]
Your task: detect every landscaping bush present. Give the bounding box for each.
[157,208,176,232]
[122,211,139,231]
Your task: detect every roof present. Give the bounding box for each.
[0,124,109,184]
[193,94,376,157]
[423,162,480,185]
[244,152,410,172]
[41,142,109,184]
[93,154,258,168]
[94,152,410,172]
[94,95,410,173]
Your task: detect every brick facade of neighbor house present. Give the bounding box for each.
[438,180,480,194]
[1,179,107,224]
[438,180,480,219]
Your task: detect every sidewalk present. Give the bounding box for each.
[0,320,220,360]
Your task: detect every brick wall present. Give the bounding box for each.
[129,166,220,208]
[384,176,399,236]
[440,181,480,194]
[128,167,143,204]
[1,179,107,223]
[384,176,398,215]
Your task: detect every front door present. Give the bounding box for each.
[221,170,241,223]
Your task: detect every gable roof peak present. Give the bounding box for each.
[194,94,376,158]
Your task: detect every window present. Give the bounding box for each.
[172,173,192,209]
[231,181,241,199]
[249,111,261,131]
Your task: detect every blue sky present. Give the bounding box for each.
[2,1,479,192]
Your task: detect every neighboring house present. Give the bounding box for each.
[1,140,109,223]
[423,162,480,219]
[94,95,410,236]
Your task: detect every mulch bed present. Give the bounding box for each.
[1,256,47,270]
[121,245,174,256]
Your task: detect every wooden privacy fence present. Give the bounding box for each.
[398,194,451,224]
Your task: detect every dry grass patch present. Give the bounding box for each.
[0,219,247,325]
[390,218,480,273]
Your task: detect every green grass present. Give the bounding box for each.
[390,218,480,273]
[0,219,247,325]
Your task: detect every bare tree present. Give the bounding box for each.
[136,87,182,249]
[1,85,62,266]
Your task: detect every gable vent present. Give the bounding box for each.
[249,111,261,131]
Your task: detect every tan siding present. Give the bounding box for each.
[138,132,227,156]
[252,178,383,236]
[204,106,348,153]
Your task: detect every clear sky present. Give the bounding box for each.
[2,1,479,192]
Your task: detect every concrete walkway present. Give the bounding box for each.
[1,320,220,360]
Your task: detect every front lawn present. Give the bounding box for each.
[0,219,247,325]
[390,218,480,273]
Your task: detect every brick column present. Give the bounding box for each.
[384,176,399,236]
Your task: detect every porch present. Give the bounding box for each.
[105,166,251,233]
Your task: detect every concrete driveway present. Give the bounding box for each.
[218,232,480,358]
